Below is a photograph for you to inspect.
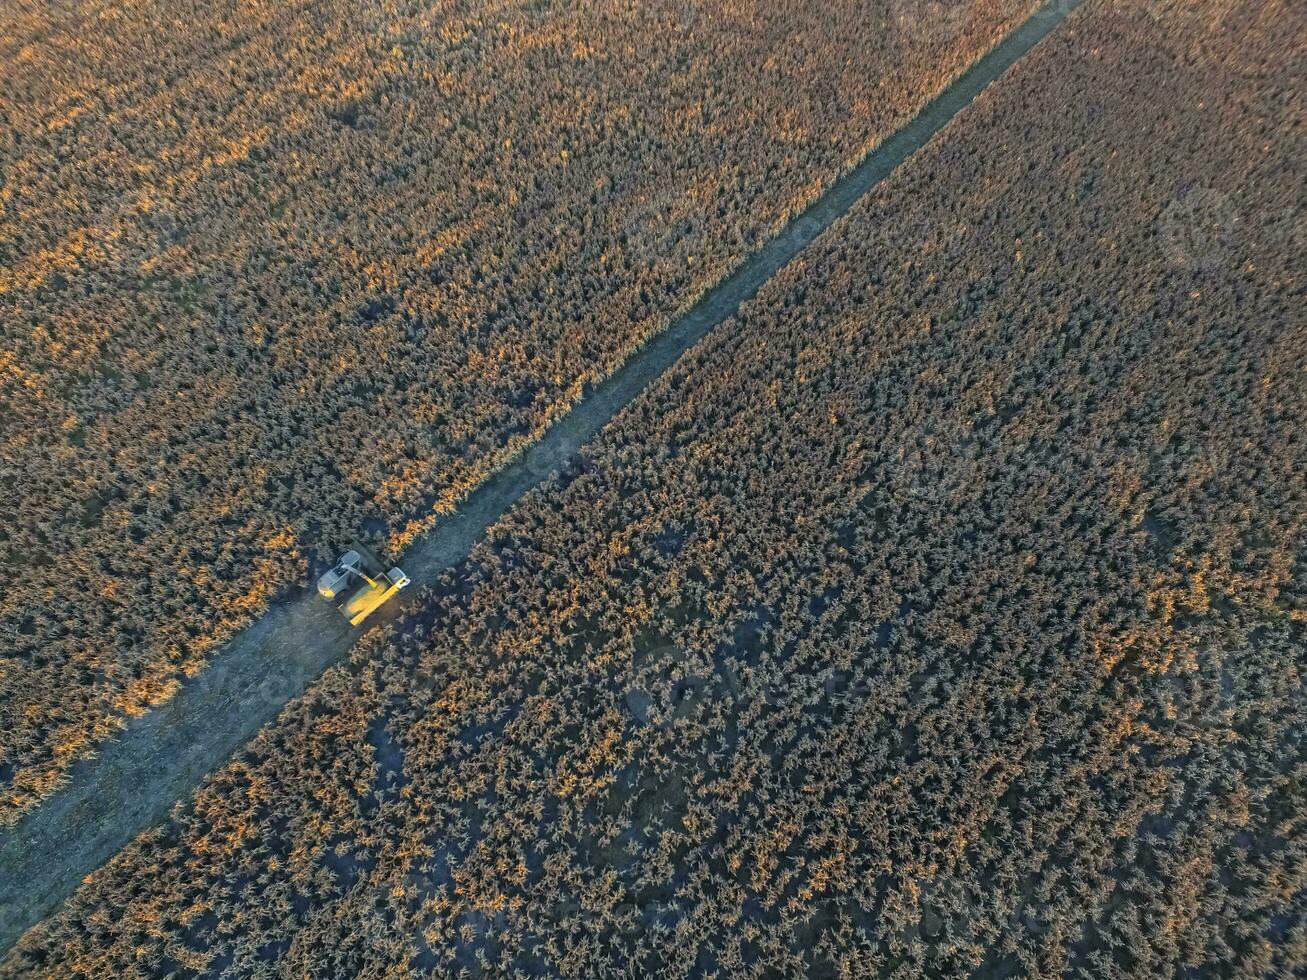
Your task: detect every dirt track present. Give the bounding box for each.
[0,0,1084,953]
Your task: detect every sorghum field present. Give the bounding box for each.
[0,0,1036,821]
[3,0,1302,975]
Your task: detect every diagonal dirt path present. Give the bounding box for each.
[0,0,1084,953]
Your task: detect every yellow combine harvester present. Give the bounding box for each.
[317,544,410,626]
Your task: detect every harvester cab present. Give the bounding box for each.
[317,544,410,626]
